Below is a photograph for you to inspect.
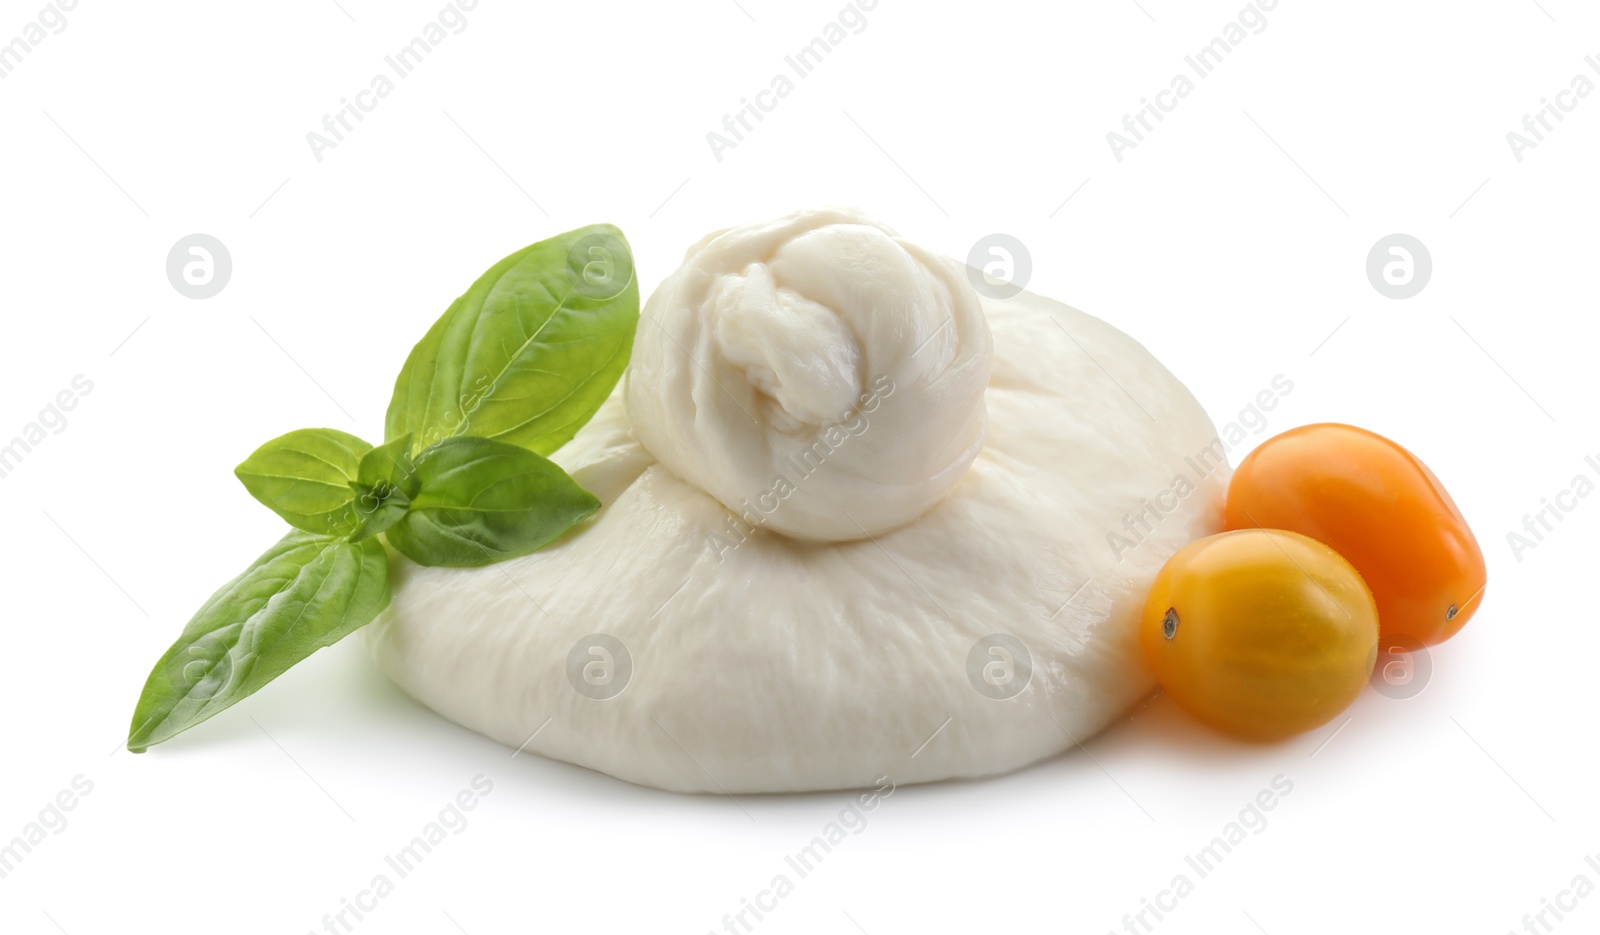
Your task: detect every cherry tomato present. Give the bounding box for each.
[1141,529,1379,741]
[1224,423,1485,647]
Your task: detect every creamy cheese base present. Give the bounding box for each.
[363,210,1225,793]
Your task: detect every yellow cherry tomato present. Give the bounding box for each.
[1140,529,1379,741]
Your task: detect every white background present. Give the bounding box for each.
[2,1,1596,933]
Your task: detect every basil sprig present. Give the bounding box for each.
[127,225,638,751]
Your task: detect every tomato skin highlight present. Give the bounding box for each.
[1222,423,1486,647]
[1140,529,1379,742]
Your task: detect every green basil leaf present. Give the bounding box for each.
[358,432,418,497]
[347,433,417,541]
[384,224,639,456]
[383,436,600,567]
[347,487,410,543]
[127,530,390,752]
[234,428,372,535]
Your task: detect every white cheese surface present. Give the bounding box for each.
[363,210,1226,793]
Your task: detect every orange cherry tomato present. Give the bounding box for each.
[1224,423,1485,647]
[1141,529,1379,741]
